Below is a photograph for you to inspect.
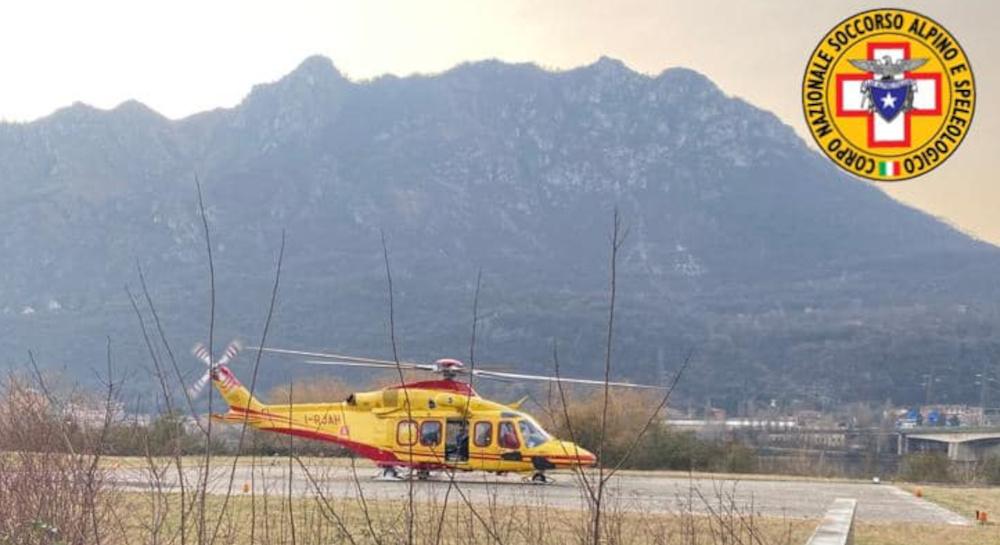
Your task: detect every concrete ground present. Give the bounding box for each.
[109,463,969,525]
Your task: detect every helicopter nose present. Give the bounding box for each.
[575,446,597,466]
[551,442,596,467]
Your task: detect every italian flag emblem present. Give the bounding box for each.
[878,161,899,178]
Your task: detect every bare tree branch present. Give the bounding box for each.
[434,269,482,545]
[380,230,415,545]
[136,263,206,435]
[605,348,694,481]
[125,283,192,545]
[210,230,286,545]
[591,208,626,544]
[552,342,597,505]
[287,382,298,545]
[195,174,216,545]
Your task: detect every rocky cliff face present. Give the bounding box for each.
[1,56,997,408]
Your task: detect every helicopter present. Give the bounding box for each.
[191,340,665,483]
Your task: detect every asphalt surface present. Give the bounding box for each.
[110,463,969,525]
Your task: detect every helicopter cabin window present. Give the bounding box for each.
[517,418,550,448]
[420,420,442,446]
[474,421,492,447]
[498,420,519,449]
[396,420,418,446]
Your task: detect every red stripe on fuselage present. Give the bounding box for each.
[389,380,476,396]
[229,406,294,423]
[266,426,400,463]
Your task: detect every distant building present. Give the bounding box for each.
[62,401,127,428]
[667,418,798,432]
[893,405,982,428]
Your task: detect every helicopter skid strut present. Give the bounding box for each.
[374,467,442,481]
[376,466,554,485]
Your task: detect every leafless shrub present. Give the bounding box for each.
[0,345,119,545]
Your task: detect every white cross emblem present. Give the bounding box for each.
[836,42,941,147]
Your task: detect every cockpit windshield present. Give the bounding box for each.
[517,418,550,448]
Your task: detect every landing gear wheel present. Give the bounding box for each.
[416,469,431,480]
[530,472,553,485]
[375,466,403,481]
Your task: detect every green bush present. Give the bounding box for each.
[977,456,1000,485]
[714,441,757,474]
[899,452,953,483]
[539,390,759,472]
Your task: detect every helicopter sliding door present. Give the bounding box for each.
[469,420,493,470]
[444,419,469,464]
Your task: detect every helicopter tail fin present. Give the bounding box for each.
[212,365,266,413]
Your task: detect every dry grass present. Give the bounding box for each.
[854,522,998,545]
[106,490,816,545]
[95,456,1000,545]
[108,487,1000,545]
[18,447,1000,545]
[847,483,1000,545]
[898,482,999,521]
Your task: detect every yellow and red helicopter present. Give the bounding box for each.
[190,341,663,483]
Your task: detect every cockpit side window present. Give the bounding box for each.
[517,418,550,448]
[474,421,492,447]
[498,420,520,449]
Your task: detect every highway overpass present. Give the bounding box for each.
[898,427,1000,462]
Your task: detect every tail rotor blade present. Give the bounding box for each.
[192,343,212,367]
[217,340,242,367]
[187,371,211,398]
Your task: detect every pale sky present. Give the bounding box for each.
[1,1,996,244]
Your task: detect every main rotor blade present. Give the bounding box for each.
[302,359,439,372]
[471,369,666,390]
[251,347,424,367]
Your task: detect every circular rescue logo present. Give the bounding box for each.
[802,8,975,182]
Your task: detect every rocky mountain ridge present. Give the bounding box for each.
[1,55,997,409]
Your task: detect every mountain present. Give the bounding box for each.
[2,55,998,411]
